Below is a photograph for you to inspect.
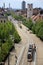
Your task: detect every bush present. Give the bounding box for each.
[22,18,33,30]
[0,38,14,62]
[0,21,21,62]
[32,20,43,41]
[27,19,33,30]
[38,27,43,40]
[35,21,43,35]
[13,31,21,43]
[32,24,36,34]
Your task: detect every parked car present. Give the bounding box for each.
[27,52,33,62]
[27,44,36,62]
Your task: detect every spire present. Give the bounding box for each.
[9,3,10,9]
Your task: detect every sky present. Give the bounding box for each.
[0,0,43,9]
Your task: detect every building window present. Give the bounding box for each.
[1,20,2,23]
[4,20,5,23]
[42,16,43,19]
[30,8,31,11]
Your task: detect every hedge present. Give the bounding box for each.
[32,20,43,41]
[0,21,21,62]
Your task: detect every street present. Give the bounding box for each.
[8,16,43,65]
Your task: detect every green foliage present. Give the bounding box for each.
[27,19,33,30]
[22,18,33,30]
[13,15,23,21]
[32,20,43,41]
[32,24,36,34]
[35,21,43,34]
[0,21,21,62]
[0,41,13,61]
[38,27,43,40]
[0,23,9,42]
[13,31,21,43]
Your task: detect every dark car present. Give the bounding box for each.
[29,44,33,49]
[27,44,36,62]
[27,52,33,62]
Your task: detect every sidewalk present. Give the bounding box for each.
[5,43,22,65]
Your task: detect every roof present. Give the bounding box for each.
[0,15,7,18]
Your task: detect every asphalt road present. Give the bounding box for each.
[8,16,43,65]
[10,18,36,65]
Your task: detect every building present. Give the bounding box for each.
[15,9,27,17]
[15,10,21,15]
[40,9,43,14]
[21,9,27,17]
[3,3,5,9]
[0,8,8,23]
[31,14,43,22]
[27,4,33,18]
[31,8,43,22]
[0,16,7,23]
[22,1,26,10]
[33,8,41,15]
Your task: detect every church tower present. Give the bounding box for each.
[27,4,33,18]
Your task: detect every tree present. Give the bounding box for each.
[38,27,43,40]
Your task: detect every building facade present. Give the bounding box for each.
[0,16,7,23]
[0,8,8,23]
[22,1,26,10]
[33,8,40,15]
[27,4,33,18]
